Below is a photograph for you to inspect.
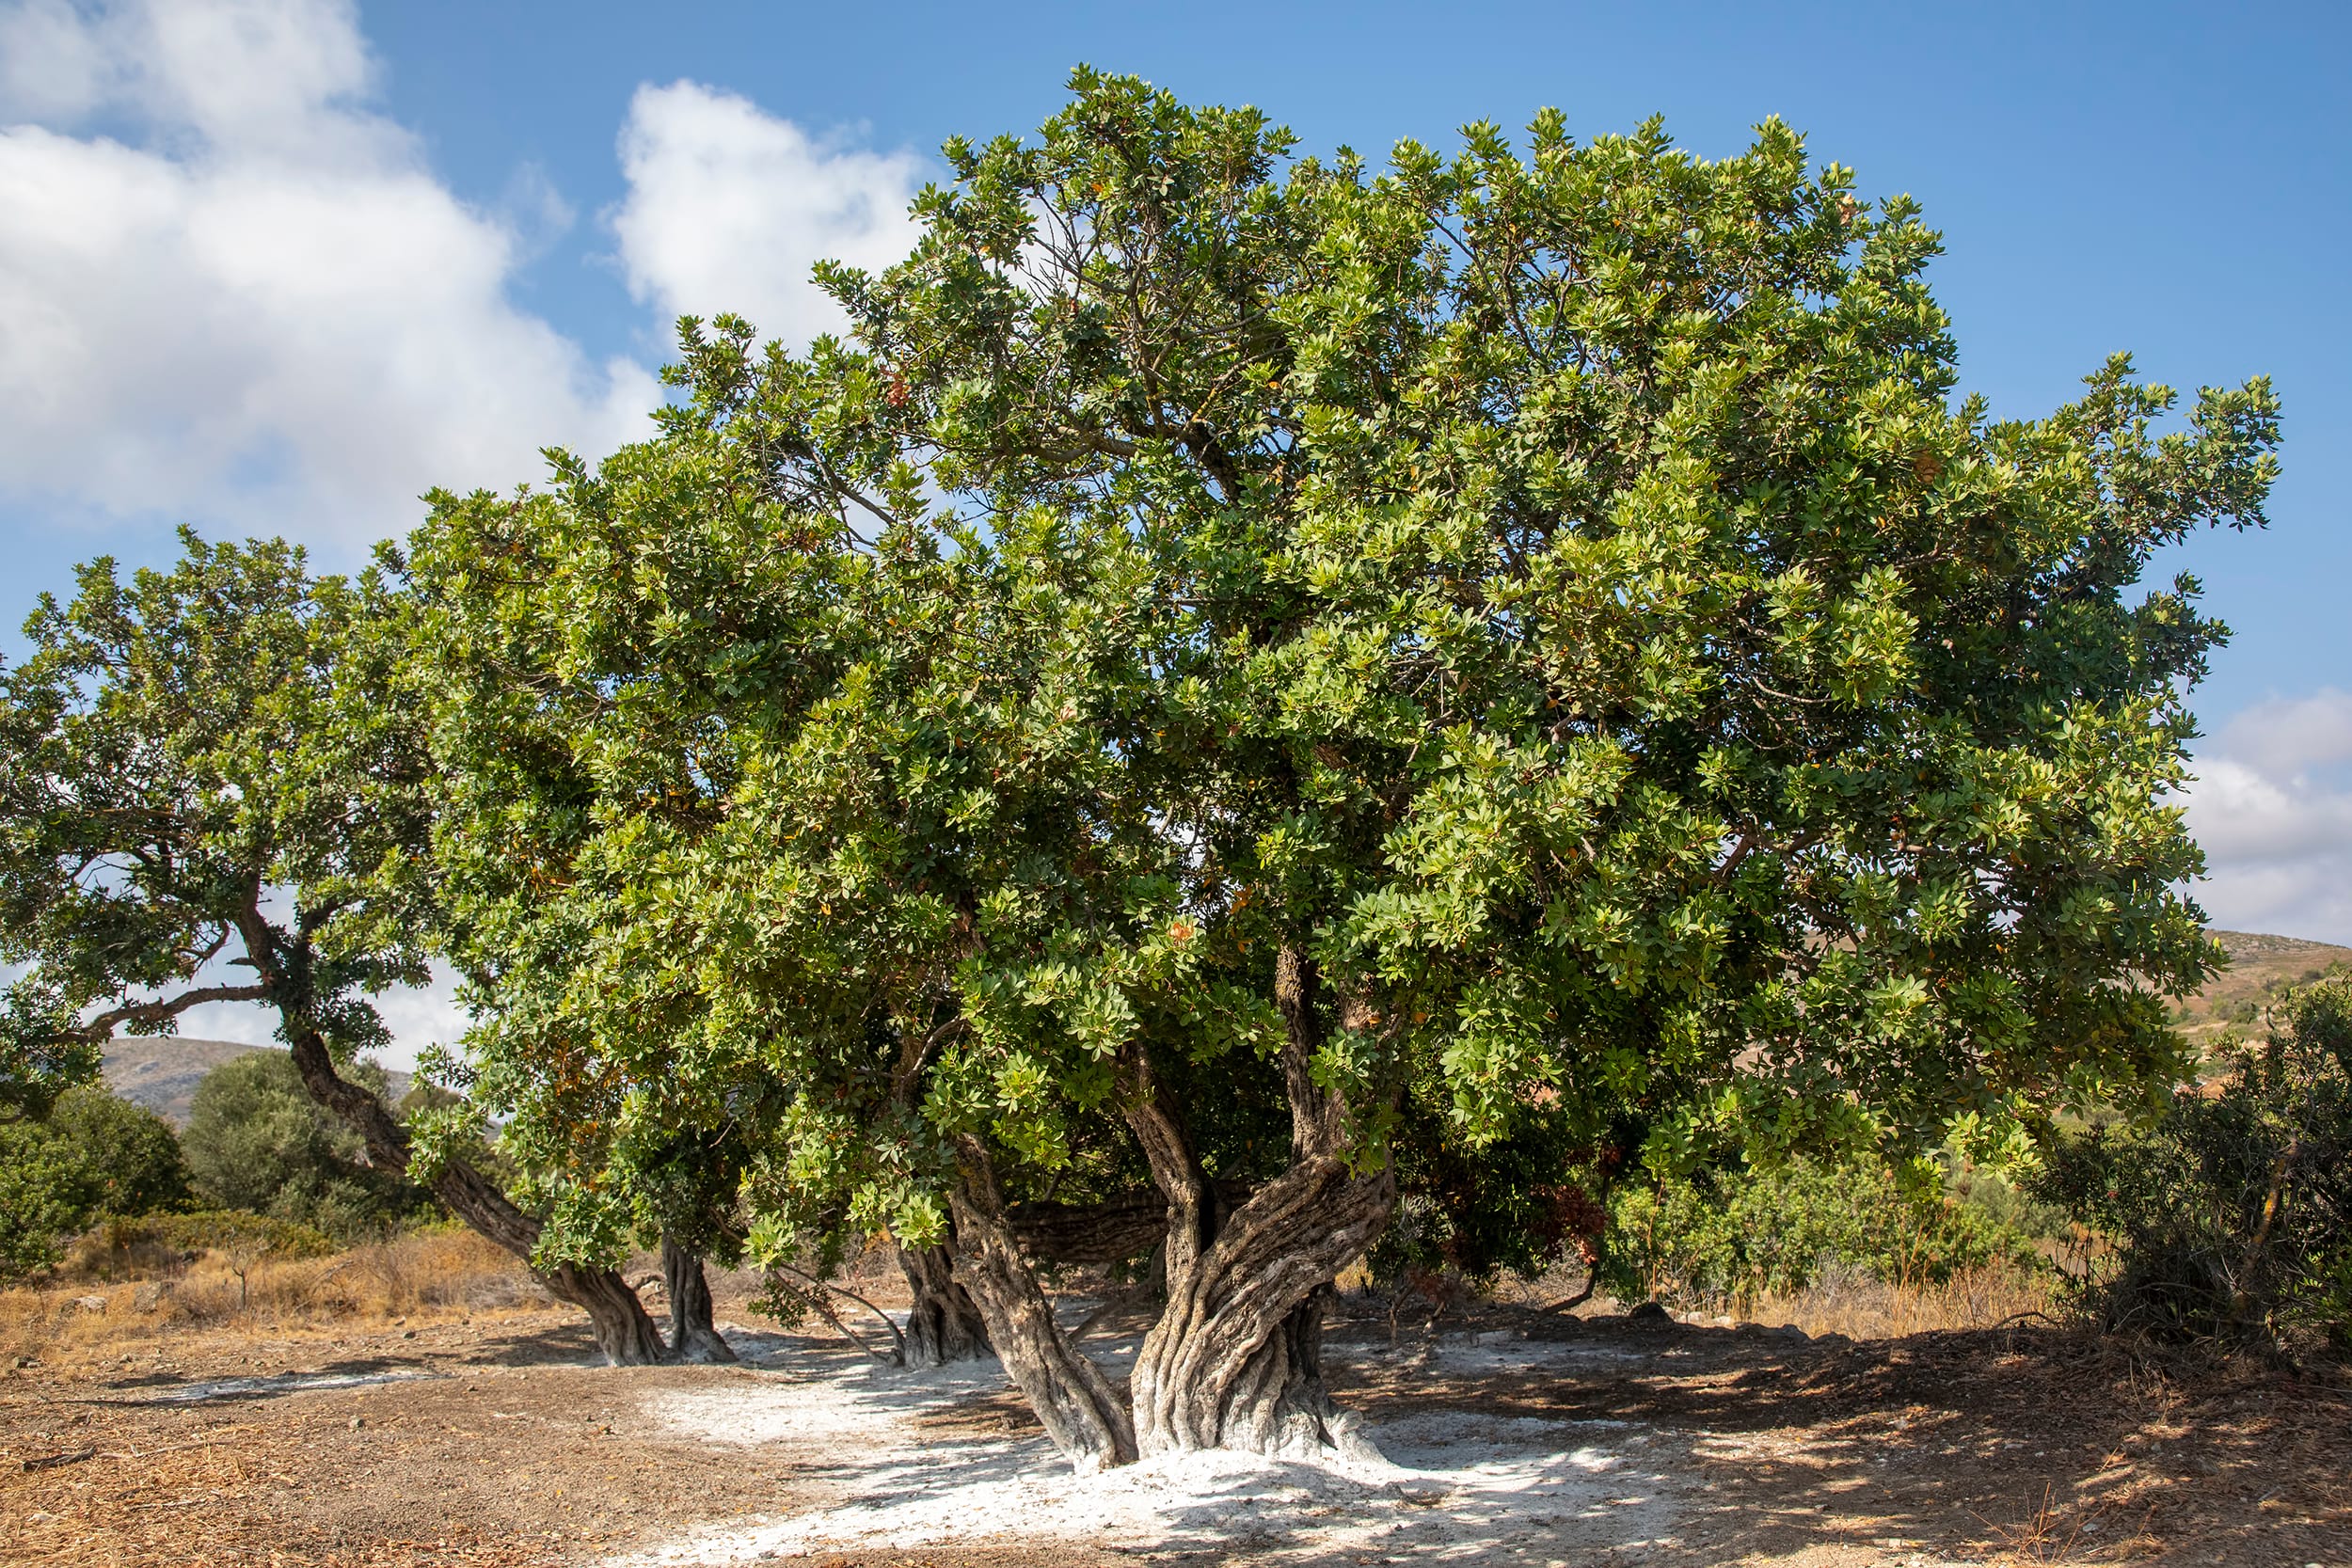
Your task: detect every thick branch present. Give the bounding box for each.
[80,983,272,1040]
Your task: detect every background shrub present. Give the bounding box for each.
[181,1052,432,1243]
[0,1086,187,1280]
[1600,1154,2040,1310]
[2035,976,2352,1353]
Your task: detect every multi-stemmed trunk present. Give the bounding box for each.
[898,1241,992,1366]
[946,1134,1137,1472]
[1122,946,1396,1459]
[873,949,1394,1473]
[661,1236,738,1364]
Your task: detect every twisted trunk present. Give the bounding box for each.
[662,1236,738,1364]
[1123,946,1396,1458]
[947,1135,1136,1473]
[898,1242,991,1365]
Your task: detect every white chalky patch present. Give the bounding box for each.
[612,1331,1690,1565]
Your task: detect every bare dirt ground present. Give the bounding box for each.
[4,1288,2345,1568]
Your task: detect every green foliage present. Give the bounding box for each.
[0,1085,188,1280]
[406,73,2273,1287]
[0,977,97,1120]
[0,527,437,1088]
[48,1085,191,1218]
[2036,977,2352,1352]
[182,1052,429,1243]
[0,1115,102,1279]
[1602,1155,2033,1307]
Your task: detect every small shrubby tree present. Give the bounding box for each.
[182,1052,430,1243]
[411,71,2276,1468]
[0,1086,189,1279]
[2039,976,2352,1353]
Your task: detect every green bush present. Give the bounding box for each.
[48,1085,192,1216]
[0,1116,102,1279]
[181,1052,431,1243]
[2035,976,2352,1353]
[0,1085,189,1280]
[1601,1154,2035,1309]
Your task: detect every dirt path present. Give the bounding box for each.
[3,1301,2344,1566]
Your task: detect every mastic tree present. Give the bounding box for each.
[0,532,674,1362]
[412,72,2276,1469]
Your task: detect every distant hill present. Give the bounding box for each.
[102,1037,411,1128]
[2172,929,2352,1052]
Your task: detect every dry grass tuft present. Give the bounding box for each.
[1482,1258,2058,1338]
[0,1228,543,1370]
[1750,1262,2058,1339]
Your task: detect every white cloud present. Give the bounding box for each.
[0,0,657,551]
[612,79,927,348]
[2185,689,2352,944]
[0,6,930,558]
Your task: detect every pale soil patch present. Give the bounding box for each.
[3,1277,2346,1567]
[621,1326,1684,1565]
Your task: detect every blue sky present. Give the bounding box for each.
[2,0,2347,1057]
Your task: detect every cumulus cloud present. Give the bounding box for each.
[0,4,935,555]
[611,79,928,348]
[2,2,934,1062]
[2184,689,2352,944]
[0,0,659,550]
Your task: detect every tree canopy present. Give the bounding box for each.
[405,73,2278,1466]
[0,531,675,1362]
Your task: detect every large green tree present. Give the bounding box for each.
[0,533,673,1362]
[413,73,2276,1467]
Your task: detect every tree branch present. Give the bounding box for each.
[80,983,272,1040]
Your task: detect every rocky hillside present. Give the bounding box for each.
[102,1037,411,1127]
[2171,929,2352,1052]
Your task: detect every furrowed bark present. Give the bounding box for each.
[947,1134,1136,1473]
[1123,946,1396,1458]
[898,1242,991,1365]
[662,1236,738,1364]
[887,1009,992,1367]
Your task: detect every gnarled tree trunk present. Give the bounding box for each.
[946,1135,1136,1473]
[898,1242,991,1365]
[280,1022,669,1366]
[662,1236,738,1364]
[1122,946,1396,1458]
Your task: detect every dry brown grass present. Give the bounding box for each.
[1746,1261,2058,1339]
[1478,1258,2059,1339]
[0,1228,545,1372]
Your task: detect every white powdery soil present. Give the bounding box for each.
[613,1329,1682,1565]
